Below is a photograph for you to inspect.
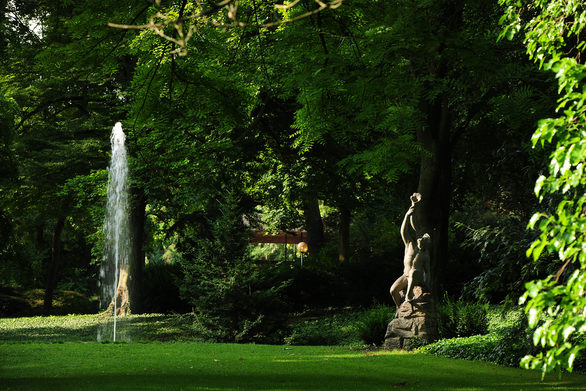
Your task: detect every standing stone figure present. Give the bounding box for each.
[385,193,437,350]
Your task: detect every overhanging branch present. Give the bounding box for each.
[108,0,342,56]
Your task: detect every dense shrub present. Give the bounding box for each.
[437,295,488,338]
[421,326,535,368]
[23,289,96,315]
[492,321,534,367]
[486,305,524,331]
[340,255,400,307]
[423,306,542,368]
[284,266,345,309]
[141,262,189,314]
[357,304,394,346]
[276,230,401,310]
[285,311,361,346]
[421,334,499,361]
[0,286,31,317]
[177,191,290,344]
[285,320,341,346]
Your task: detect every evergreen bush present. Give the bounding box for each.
[176,190,289,343]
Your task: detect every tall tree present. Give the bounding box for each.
[1,0,147,310]
[276,0,552,295]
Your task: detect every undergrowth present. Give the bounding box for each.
[421,305,537,368]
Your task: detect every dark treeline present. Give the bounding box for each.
[0,0,557,332]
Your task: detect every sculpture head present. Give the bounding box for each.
[417,233,431,251]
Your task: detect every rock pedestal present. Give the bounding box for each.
[384,286,437,350]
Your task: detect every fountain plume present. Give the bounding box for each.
[98,122,130,341]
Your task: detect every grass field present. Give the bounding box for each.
[2,341,586,390]
[0,314,198,343]
[2,314,586,390]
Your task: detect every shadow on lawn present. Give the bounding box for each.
[2,372,585,391]
[0,324,101,342]
[2,342,586,391]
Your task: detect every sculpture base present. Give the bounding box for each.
[384,286,437,350]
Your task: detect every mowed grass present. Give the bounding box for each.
[2,314,586,390]
[0,314,199,343]
[2,342,586,391]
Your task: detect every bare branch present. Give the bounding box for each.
[275,0,300,10]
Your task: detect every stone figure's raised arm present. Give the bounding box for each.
[401,206,415,246]
[406,193,421,239]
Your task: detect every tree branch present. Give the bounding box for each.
[108,0,343,55]
[133,43,170,129]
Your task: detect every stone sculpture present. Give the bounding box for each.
[385,193,437,350]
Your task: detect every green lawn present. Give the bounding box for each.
[2,342,586,391]
[2,314,586,390]
[0,314,201,343]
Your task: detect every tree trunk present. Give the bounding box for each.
[43,216,66,313]
[415,95,452,296]
[303,196,324,254]
[105,265,130,316]
[35,224,44,288]
[103,187,145,316]
[338,205,351,262]
[128,186,146,314]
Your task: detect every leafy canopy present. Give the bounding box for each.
[500,0,586,375]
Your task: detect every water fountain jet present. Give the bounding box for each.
[98,122,130,341]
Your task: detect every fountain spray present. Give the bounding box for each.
[99,122,129,342]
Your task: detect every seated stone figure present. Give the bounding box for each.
[385,194,435,350]
[406,233,430,300]
[389,193,431,310]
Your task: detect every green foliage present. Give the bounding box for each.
[457,218,551,303]
[422,308,535,368]
[0,92,17,182]
[177,190,289,343]
[500,0,586,375]
[0,288,95,318]
[437,295,488,339]
[284,320,342,346]
[493,315,536,367]
[0,287,31,317]
[421,334,499,362]
[357,303,395,346]
[284,306,394,347]
[141,262,189,314]
[61,170,108,264]
[284,310,362,346]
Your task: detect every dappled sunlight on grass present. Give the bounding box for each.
[2,342,585,390]
[0,313,200,342]
[1,315,585,390]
